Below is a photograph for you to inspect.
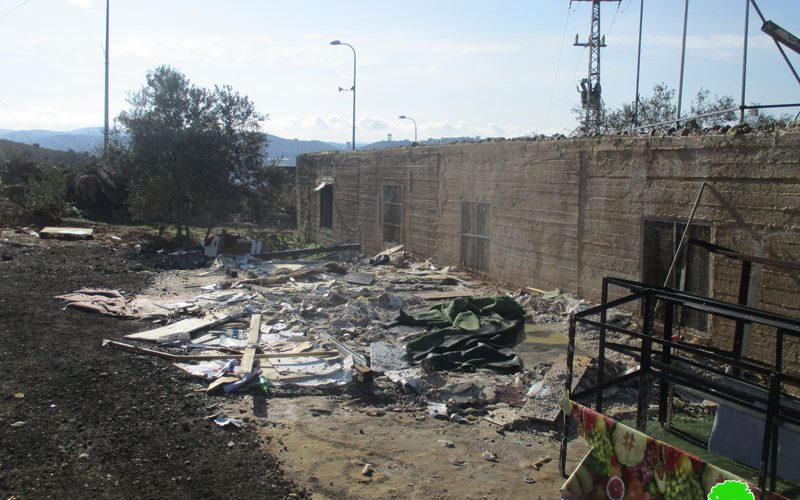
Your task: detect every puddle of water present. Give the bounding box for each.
[516,323,592,367]
[522,323,568,346]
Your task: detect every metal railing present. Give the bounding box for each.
[559,276,800,492]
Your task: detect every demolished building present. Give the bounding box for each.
[296,130,800,377]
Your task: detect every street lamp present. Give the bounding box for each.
[398,115,417,143]
[330,40,356,151]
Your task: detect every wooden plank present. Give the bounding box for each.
[103,339,339,361]
[39,227,94,240]
[255,243,359,260]
[124,317,216,343]
[207,375,239,394]
[241,348,256,374]
[240,313,261,375]
[519,354,591,424]
[374,244,404,258]
[418,289,478,301]
[248,313,261,344]
[343,272,375,286]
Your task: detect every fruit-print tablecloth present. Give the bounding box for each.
[560,400,789,500]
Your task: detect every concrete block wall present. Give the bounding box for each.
[296,131,800,371]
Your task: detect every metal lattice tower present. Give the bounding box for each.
[573,0,619,133]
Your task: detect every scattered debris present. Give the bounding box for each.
[213,414,243,428]
[369,341,409,373]
[519,354,591,424]
[343,272,374,286]
[55,288,136,318]
[125,317,226,343]
[361,463,374,477]
[418,290,478,301]
[531,455,551,471]
[55,239,653,494]
[369,244,404,266]
[204,232,262,258]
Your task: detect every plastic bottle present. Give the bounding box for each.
[259,375,270,396]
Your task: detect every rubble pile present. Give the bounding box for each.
[54,243,660,432]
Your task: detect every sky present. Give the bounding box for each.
[0,0,797,144]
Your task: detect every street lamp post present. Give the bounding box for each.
[398,115,417,143]
[330,40,356,151]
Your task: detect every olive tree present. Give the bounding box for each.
[113,66,267,240]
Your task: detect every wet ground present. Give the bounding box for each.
[0,222,594,499]
[231,394,590,499]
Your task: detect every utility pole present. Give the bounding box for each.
[103,0,110,156]
[572,0,619,134]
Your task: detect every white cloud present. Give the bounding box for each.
[429,41,523,57]
[645,33,773,60]
[264,112,536,143]
[66,0,91,8]
[0,105,99,130]
[113,33,341,68]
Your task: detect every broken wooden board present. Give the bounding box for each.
[247,313,261,344]
[241,313,261,374]
[343,272,375,286]
[418,289,479,301]
[104,338,339,361]
[374,244,404,258]
[518,353,591,424]
[39,227,94,240]
[241,348,256,374]
[125,317,217,343]
[207,375,239,395]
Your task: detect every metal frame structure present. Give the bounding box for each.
[630,0,800,131]
[572,0,619,133]
[559,275,800,492]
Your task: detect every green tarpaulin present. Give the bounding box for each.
[393,296,526,374]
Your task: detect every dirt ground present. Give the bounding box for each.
[0,224,304,499]
[0,222,590,499]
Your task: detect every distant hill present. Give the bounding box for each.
[0,128,105,153]
[0,128,481,165]
[265,135,343,165]
[361,136,480,151]
[0,138,95,169]
[0,128,345,167]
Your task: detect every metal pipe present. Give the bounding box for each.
[560,312,577,478]
[637,293,655,431]
[749,0,800,88]
[630,106,739,131]
[103,0,110,155]
[597,277,608,412]
[740,0,750,123]
[676,0,690,125]
[330,40,357,150]
[743,102,800,110]
[662,182,706,290]
[398,115,417,143]
[632,0,644,129]
[350,44,356,150]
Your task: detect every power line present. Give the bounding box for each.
[0,0,33,22]
[0,97,33,143]
[544,3,574,130]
